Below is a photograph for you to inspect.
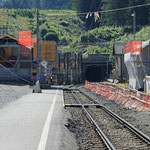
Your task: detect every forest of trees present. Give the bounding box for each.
[0,0,72,10]
[101,0,150,26]
[73,0,150,30]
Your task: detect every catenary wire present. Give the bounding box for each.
[41,3,150,17]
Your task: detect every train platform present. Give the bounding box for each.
[0,87,70,150]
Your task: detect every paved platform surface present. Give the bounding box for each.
[0,88,64,150]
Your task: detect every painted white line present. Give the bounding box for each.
[37,89,58,150]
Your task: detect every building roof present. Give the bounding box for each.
[142,40,150,49]
[113,40,150,55]
[113,42,127,55]
[0,34,19,46]
[0,34,18,42]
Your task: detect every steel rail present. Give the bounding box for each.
[78,89,150,145]
[71,90,116,150]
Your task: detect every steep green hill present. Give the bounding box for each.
[0,9,84,50]
[1,9,150,56]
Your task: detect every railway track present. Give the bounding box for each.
[63,88,150,150]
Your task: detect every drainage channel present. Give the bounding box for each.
[64,88,150,149]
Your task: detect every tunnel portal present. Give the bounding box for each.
[85,65,108,82]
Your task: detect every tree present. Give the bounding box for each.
[101,0,130,26]
[72,0,81,11]
[129,0,149,26]
[0,0,72,9]
[44,33,59,42]
[72,0,102,30]
[101,0,150,28]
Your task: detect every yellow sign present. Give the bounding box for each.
[33,41,56,62]
[32,69,37,73]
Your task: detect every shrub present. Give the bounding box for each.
[60,37,68,44]
[44,33,59,42]
[60,21,69,27]
[88,33,97,42]
[39,19,46,26]
[14,9,34,18]
[80,34,88,43]
[40,28,48,39]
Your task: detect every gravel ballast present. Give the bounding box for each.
[64,85,150,149]
[80,86,150,137]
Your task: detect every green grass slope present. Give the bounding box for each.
[1,9,150,55]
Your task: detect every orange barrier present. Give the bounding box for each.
[125,41,142,55]
[101,86,108,97]
[105,86,112,98]
[120,89,130,105]
[147,95,150,108]
[109,87,118,100]
[84,81,150,112]
[99,85,105,95]
[130,89,137,97]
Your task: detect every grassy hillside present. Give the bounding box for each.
[1,9,150,56]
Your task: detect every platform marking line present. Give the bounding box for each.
[37,89,58,150]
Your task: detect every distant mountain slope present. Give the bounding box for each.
[0,9,149,55]
[0,0,72,9]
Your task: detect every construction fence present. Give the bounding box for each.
[19,31,32,60]
[84,81,150,112]
[124,41,150,90]
[124,41,144,90]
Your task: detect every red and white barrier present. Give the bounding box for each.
[84,81,150,112]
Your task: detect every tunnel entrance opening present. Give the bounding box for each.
[85,65,107,82]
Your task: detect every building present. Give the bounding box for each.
[0,31,58,85]
[124,40,150,90]
[0,34,32,82]
[32,41,57,85]
[113,42,128,80]
[57,52,82,84]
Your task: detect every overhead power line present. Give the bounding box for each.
[89,1,101,30]
[80,3,150,14]
[43,3,150,16]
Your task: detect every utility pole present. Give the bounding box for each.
[121,48,124,80]
[107,56,108,78]
[132,0,136,41]
[36,0,40,80]
[70,53,73,84]
[93,0,96,28]
[5,0,9,33]
[33,0,42,93]
[133,11,136,41]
